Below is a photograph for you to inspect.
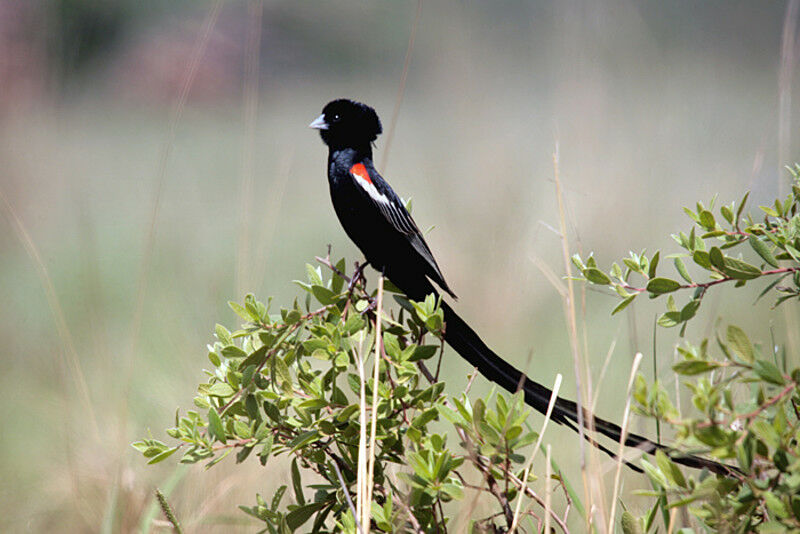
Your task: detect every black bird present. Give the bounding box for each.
[310,98,733,475]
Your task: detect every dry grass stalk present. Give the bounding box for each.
[365,276,385,532]
[509,373,563,532]
[0,187,97,435]
[355,329,368,527]
[606,352,643,533]
[235,0,263,297]
[544,444,553,534]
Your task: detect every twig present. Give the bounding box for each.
[331,458,365,534]
[392,493,424,534]
[697,380,797,428]
[620,267,800,294]
[505,470,571,534]
[472,454,514,529]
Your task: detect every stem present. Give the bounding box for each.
[622,267,800,293]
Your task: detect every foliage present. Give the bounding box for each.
[576,166,800,533]
[137,167,800,532]
[573,164,800,334]
[134,260,572,533]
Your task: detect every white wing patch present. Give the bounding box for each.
[350,164,390,206]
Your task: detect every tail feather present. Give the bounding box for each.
[439,301,736,476]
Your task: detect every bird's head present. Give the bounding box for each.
[309,99,382,151]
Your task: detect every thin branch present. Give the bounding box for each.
[331,458,365,534]
[620,267,800,294]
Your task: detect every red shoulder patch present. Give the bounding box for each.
[349,163,372,184]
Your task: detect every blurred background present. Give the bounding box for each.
[2,0,799,531]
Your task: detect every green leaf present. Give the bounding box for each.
[208,382,235,398]
[305,264,323,286]
[709,247,725,271]
[736,191,750,222]
[291,458,305,506]
[655,450,687,488]
[571,254,586,270]
[648,251,660,279]
[331,257,346,294]
[311,285,337,305]
[215,324,233,346]
[722,257,762,280]
[692,250,712,269]
[785,243,800,262]
[275,357,293,387]
[646,277,681,294]
[673,257,693,283]
[285,309,301,325]
[620,511,642,534]
[147,446,179,465]
[286,502,326,530]
[221,345,247,359]
[241,345,269,369]
[750,420,780,449]
[764,492,789,519]
[233,420,252,439]
[289,430,320,452]
[657,311,682,328]
[228,301,252,321]
[749,236,779,268]
[760,205,779,217]
[680,299,701,322]
[208,407,226,444]
[721,205,734,224]
[753,359,785,385]
[584,268,611,285]
[640,459,669,488]
[699,209,716,229]
[673,360,718,375]
[410,345,439,361]
[612,294,636,315]
[726,325,754,363]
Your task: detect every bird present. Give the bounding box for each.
[310,98,734,475]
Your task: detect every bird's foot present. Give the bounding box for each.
[347,261,369,295]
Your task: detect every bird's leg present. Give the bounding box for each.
[359,266,387,316]
[347,260,369,295]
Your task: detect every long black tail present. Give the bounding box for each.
[439,300,736,476]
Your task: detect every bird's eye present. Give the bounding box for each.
[332,113,340,122]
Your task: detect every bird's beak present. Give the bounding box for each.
[308,114,328,130]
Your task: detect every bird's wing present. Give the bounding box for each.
[348,163,452,293]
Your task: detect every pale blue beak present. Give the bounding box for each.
[309,115,328,130]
